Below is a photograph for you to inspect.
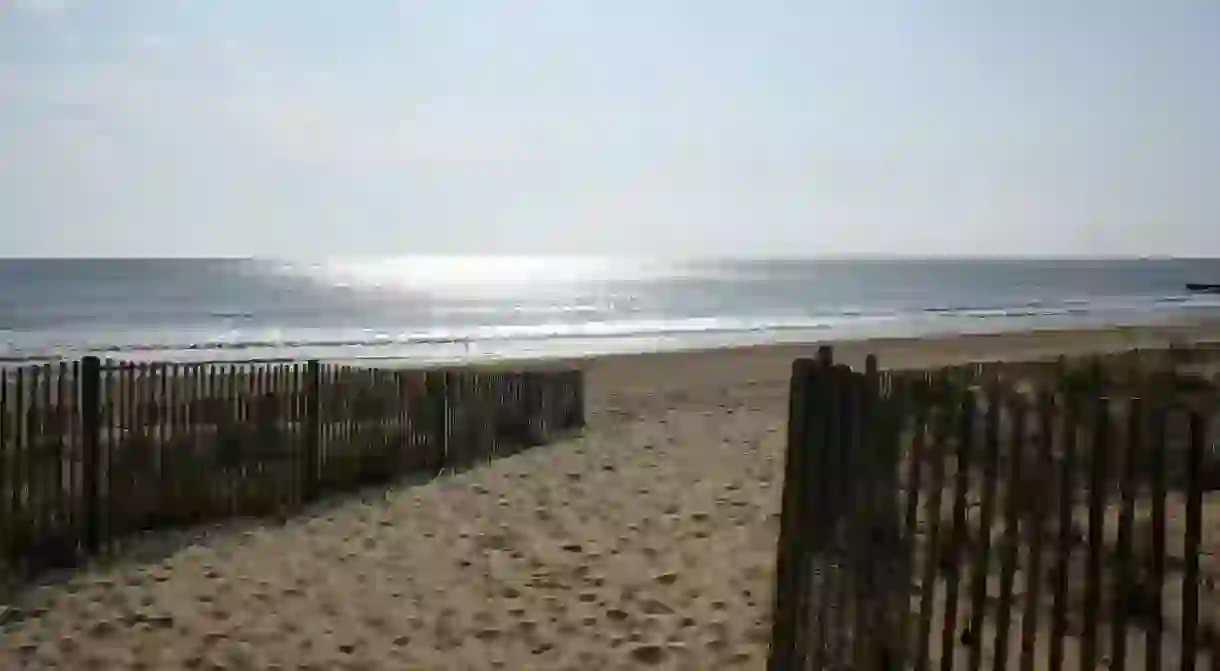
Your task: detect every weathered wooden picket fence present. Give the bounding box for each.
[770,345,1219,670]
[0,357,584,579]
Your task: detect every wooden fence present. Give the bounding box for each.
[769,345,1219,670]
[0,357,584,579]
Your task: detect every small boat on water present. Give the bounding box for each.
[1186,283,1220,293]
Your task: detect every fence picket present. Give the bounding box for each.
[183,364,197,520]
[1111,396,1142,671]
[940,381,976,671]
[304,361,320,502]
[991,393,1026,671]
[14,368,26,548]
[966,380,1003,671]
[916,373,951,671]
[827,364,854,667]
[1049,388,1079,671]
[1017,390,1054,671]
[900,376,926,666]
[846,367,871,669]
[1180,411,1205,670]
[0,368,8,556]
[1081,381,1111,670]
[1149,405,1167,671]
[80,358,100,552]
[340,366,350,468]
[39,364,53,541]
[225,364,239,513]
[323,363,334,483]
[51,363,65,540]
[27,366,40,544]
[100,363,113,548]
[813,356,841,669]
[768,358,816,671]
[289,363,299,503]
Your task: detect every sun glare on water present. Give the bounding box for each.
[293,256,645,295]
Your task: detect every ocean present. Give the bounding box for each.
[3,257,1220,364]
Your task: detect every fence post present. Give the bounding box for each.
[446,371,459,466]
[426,371,449,468]
[860,352,907,669]
[768,357,816,671]
[572,369,585,428]
[520,372,534,443]
[450,371,470,468]
[303,360,321,503]
[523,371,550,445]
[80,356,101,554]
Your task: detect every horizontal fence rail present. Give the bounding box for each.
[771,346,1219,671]
[0,358,584,580]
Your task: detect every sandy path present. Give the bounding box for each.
[1,383,788,669]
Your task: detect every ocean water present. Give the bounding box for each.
[3,257,1220,364]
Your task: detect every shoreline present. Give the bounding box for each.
[585,317,1220,368]
[4,311,1220,367]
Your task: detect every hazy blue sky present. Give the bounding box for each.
[2,1,1218,257]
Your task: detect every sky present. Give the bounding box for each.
[1,1,1218,258]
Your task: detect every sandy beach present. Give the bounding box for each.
[3,323,1220,670]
